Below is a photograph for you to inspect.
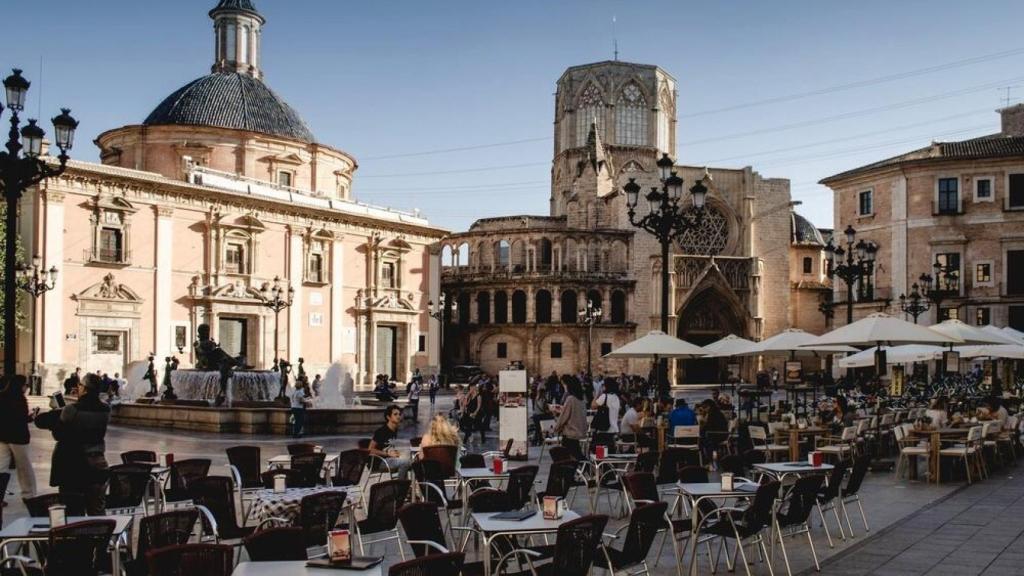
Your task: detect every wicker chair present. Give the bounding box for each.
[106,463,155,515]
[165,459,211,503]
[286,442,317,456]
[225,446,262,489]
[145,543,234,576]
[189,476,255,545]
[23,492,86,517]
[1,519,116,576]
[505,466,538,510]
[593,502,667,576]
[495,515,609,576]
[242,527,308,561]
[290,452,327,488]
[398,502,483,575]
[125,509,200,576]
[333,449,368,487]
[388,552,465,576]
[297,491,347,547]
[346,479,410,559]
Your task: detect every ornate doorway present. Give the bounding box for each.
[677,289,743,384]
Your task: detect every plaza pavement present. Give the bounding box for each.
[2,394,974,575]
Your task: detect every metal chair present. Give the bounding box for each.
[22,492,86,517]
[494,514,609,576]
[297,490,347,547]
[700,480,780,576]
[333,449,369,487]
[242,527,308,561]
[505,465,538,510]
[121,450,158,465]
[593,501,668,576]
[106,463,156,515]
[189,476,255,546]
[290,452,327,488]
[126,509,200,576]
[388,552,465,576]
[286,442,317,456]
[348,479,410,559]
[398,502,483,575]
[145,543,234,576]
[772,475,825,575]
[165,459,211,503]
[1,519,116,576]
[225,446,262,489]
[814,460,849,547]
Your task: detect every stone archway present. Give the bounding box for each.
[676,288,744,384]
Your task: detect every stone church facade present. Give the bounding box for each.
[441,61,829,383]
[16,0,446,393]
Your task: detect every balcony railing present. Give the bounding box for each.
[85,248,131,265]
[441,266,629,282]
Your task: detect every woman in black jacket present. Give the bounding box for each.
[35,373,111,514]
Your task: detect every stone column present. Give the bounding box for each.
[552,289,561,324]
[287,228,303,362]
[427,245,440,369]
[469,291,479,324]
[330,236,345,361]
[41,190,65,370]
[154,205,174,359]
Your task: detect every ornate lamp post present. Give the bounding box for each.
[824,225,878,325]
[818,290,835,328]
[919,258,960,320]
[624,154,707,395]
[257,276,294,379]
[0,69,78,386]
[898,282,931,324]
[577,298,602,378]
[16,256,57,394]
[427,293,457,387]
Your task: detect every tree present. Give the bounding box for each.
[0,203,26,347]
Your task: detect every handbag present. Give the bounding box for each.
[592,396,611,431]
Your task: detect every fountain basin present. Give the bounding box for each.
[171,369,278,405]
[111,402,390,434]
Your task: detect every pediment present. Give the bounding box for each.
[259,152,304,166]
[216,212,267,232]
[208,280,261,300]
[73,273,144,318]
[93,194,138,214]
[74,273,143,302]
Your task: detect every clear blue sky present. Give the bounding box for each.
[8,0,1024,232]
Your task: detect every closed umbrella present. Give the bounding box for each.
[931,319,1018,345]
[604,330,706,358]
[837,345,943,368]
[800,313,963,347]
[700,334,759,358]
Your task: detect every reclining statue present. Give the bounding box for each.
[193,323,240,406]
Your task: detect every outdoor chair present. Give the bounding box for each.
[388,552,465,576]
[165,459,211,503]
[23,492,86,517]
[297,490,348,547]
[332,449,369,487]
[773,475,825,575]
[290,452,327,487]
[535,463,581,509]
[125,509,200,576]
[286,442,317,455]
[225,445,262,489]
[814,460,849,547]
[816,425,859,465]
[505,465,539,510]
[997,415,1019,463]
[0,519,116,576]
[121,450,158,465]
[719,454,748,477]
[344,479,410,559]
[894,426,929,481]
[357,439,372,450]
[836,456,871,537]
[145,543,234,576]
[700,480,780,576]
[656,448,698,489]
[634,451,658,474]
[411,458,462,537]
[748,425,787,462]
[494,514,609,576]
[398,502,484,575]
[939,425,985,483]
[106,463,156,515]
[420,445,459,478]
[189,476,255,546]
[593,501,667,576]
[242,527,308,561]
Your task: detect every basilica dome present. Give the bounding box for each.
[143,72,315,143]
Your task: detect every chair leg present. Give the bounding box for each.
[840,499,855,538]
[734,533,753,576]
[855,497,869,532]
[757,535,775,576]
[775,524,791,576]
[815,504,835,548]
[804,525,820,572]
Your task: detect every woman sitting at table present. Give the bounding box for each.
[419,414,460,456]
[925,397,949,429]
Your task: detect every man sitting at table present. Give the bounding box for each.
[369,405,410,480]
[669,398,697,427]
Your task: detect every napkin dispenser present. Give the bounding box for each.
[48,505,67,528]
[721,473,734,491]
[273,473,287,493]
[543,496,565,520]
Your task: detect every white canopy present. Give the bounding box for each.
[800,313,963,347]
[1001,326,1024,344]
[603,330,707,358]
[956,344,1024,360]
[744,328,856,357]
[700,334,759,358]
[837,345,944,368]
[930,319,1018,345]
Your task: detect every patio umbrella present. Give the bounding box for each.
[603,330,707,358]
[799,313,963,347]
[700,334,759,358]
[955,344,1024,360]
[837,345,944,368]
[742,328,856,357]
[1002,326,1024,344]
[930,319,1019,345]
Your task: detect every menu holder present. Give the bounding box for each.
[542,496,565,520]
[328,529,351,562]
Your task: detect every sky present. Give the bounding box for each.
[7,0,1024,232]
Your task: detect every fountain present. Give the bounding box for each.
[316,362,357,408]
[124,360,152,401]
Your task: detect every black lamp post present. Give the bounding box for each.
[824,225,878,325]
[0,69,77,388]
[257,276,294,384]
[427,293,457,387]
[16,255,57,394]
[577,298,602,378]
[818,290,835,328]
[624,154,707,395]
[898,282,930,324]
[919,259,960,320]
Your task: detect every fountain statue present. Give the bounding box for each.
[162,356,179,401]
[194,323,240,406]
[277,359,292,400]
[143,355,158,397]
[296,357,308,387]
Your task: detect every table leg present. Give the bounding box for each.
[789,430,799,462]
[931,433,940,484]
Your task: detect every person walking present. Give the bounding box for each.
[591,378,621,433]
[554,378,588,461]
[428,375,439,406]
[290,381,312,438]
[0,376,39,498]
[35,373,110,514]
[408,377,422,422]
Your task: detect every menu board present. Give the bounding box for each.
[499,369,528,460]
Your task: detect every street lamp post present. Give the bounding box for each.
[577,298,602,378]
[818,290,835,328]
[898,282,931,324]
[16,256,57,394]
[428,293,457,387]
[257,276,294,397]
[919,259,960,321]
[0,69,78,387]
[624,154,708,396]
[824,225,878,325]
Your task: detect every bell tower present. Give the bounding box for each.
[210,0,266,80]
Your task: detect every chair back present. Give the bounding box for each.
[145,543,234,576]
[243,527,308,561]
[190,476,245,539]
[261,468,301,489]
[357,438,372,450]
[121,450,158,465]
[398,502,447,557]
[363,479,411,533]
[136,509,200,568]
[855,419,869,436]
[742,448,766,467]
[541,463,577,500]
[24,492,86,517]
[468,488,511,513]
[619,502,669,565]
[550,514,610,576]
[591,432,617,453]
[841,426,858,442]
[420,445,458,478]
[718,455,747,476]
[634,451,658,474]
[777,475,824,527]
[106,463,153,510]
[673,425,700,441]
[388,552,465,576]
[290,452,327,487]
[412,459,452,507]
[459,453,485,469]
[818,460,847,501]
[622,472,659,505]
[46,519,117,576]
[299,490,347,546]
[677,464,708,484]
[881,413,895,427]
[742,480,780,530]
[506,465,538,510]
[844,456,870,497]
[168,459,211,500]
[333,449,368,487]
[287,442,317,456]
[225,446,262,489]
[748,425,767,443]
[893,426,906,443]
[656,448,697,484]
[548,446,574,465]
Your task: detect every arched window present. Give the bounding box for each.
[657,87,673,152]
[560,290,578,324]
[457,292,471,326]
[510,240,527,272]
[495,240,510,269]
[576,83,605,146]
[538,239,553,271]
[456,242,470,267]
[616,82,647,145]
[611,290,626,324]
[512,290,527,324]
[586,289,603,321]
[441,245,454,267]
[477,292,491,325]
[535,289,552,323]
[494,291,509,324]
[802,257,813,275]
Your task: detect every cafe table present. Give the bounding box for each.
[472,510,580,576]
[676,482,760,576]
[457,467,509,517]
[753,461,834,483]
[232,561,383,576]
[247,486,360,527]
[0,515,133,575]
[781,426,829,461]
[908,427,970,483]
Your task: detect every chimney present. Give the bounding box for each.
[999,103,1024,137]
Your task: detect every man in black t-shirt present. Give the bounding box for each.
[369,405,409,479]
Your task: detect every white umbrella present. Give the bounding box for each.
[837,345,944,368]
[1002,326,1024,344]
[956,344,1024,360]
[700,334,759,358]
[743,328,856,357]
[800,313,963,347]
[930,319,1018,345]
[604,330,707,358]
